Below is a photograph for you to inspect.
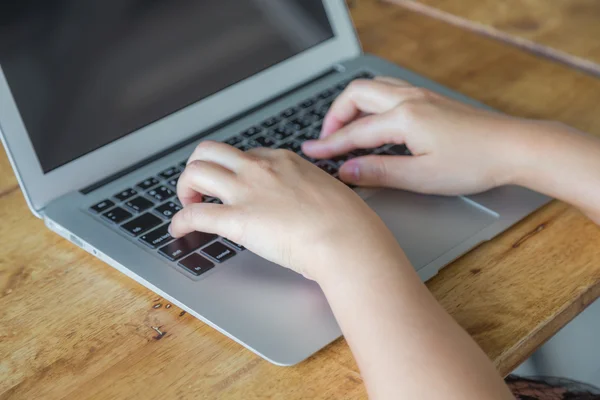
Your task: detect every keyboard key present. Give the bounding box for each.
[114,188,137,202]
[102,207,132,224]
[289,117,312,129]
[241,126,263,138]
[121,213,162,236]
[159,166,180,179]
[147,186,175,202]
[223,238,245,251]
[350,149,371,157]
[285,122,302,132]
[313,106,329,119]
[90,199,114,213]
[158,231,218,261]
[355,71,375,79]
[179,161,187,168]
[235,143,251,152]
[245,139,261,149]
[321,100,334,110]
[262,116,280,128]
[270,131,293,142]
[302,105,315,115]
[155,201,181,219]
[139,224,173,249]
[300,98,315,108]
[316,161,338,175]
[387,144,412,156]
[270,125,295,141]
[336,81,349,91]
[178,253,215,276]
[304,113,320,124]
[167,175,179,188]
[125,196,154,213]
[224,136,243,146]
[297,130,320,142]
[281,107,298,118]
[248,136,276,148]
[277,141,301,153]
[201,242,236,263]
[318,89,334,100]
[136,177,160,190]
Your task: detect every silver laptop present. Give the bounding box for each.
[0,1,550,365]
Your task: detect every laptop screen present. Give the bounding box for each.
[0,1,334,173]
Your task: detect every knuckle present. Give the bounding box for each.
[194,140,217,153]
[346,78,378,96]
[182,160,205,176]
[401,87,433,101]
[251,157,277,175]
[394,99,426,124]
[347,79,366,92]
[368,157,389,183]
[180,205,201,222]
[185,159,203,170]
[274,148,297,161]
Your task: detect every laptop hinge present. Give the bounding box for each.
[81,67,340,195]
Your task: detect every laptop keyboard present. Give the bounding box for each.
[87,71,411,279]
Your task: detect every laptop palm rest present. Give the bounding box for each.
[367,190,498,270]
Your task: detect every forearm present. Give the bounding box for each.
[510,121,600,223]
[319,254,513,400]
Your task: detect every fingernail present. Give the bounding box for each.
[341,160,360,182]
[167,224,174,237]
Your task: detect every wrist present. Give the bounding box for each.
[503,121,600,220]
[311,239,416,294]
[494,119,559,188]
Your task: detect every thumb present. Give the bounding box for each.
[339,155,426,190]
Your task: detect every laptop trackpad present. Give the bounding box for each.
[366,190,498,269]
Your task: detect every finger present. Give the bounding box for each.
[247,146,306,165]
[186,141,249,172]
[338,155,427,190]
[169,203,238,239]
[303,110,404,159]
[374,76,412,87]
[177,160,238,206]
[321,79,405,138]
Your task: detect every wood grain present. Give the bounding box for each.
[2,0,600,398]
[385,0,600,76]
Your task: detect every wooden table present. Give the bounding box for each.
[3,1,600,398]
[386,0,600,76]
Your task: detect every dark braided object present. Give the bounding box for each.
[507,375,600,400]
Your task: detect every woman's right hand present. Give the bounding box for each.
[302,77,545,196]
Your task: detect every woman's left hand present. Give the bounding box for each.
[170,141,406,283]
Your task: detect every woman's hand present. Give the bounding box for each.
[302,76,539,195]
[302,76,600,224]
[169,142,406,283]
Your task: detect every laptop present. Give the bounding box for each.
[0,1,550,366]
